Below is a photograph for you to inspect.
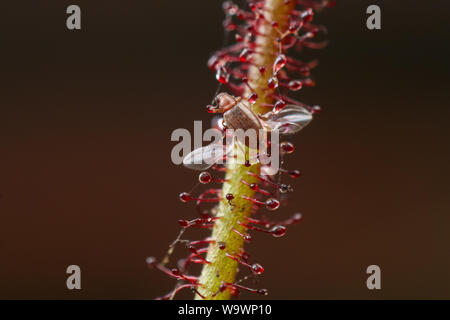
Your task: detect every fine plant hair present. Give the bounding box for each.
[147,0,333,300]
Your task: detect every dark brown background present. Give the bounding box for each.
[0,0,449,299]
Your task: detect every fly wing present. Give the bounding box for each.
[265,105,312,135]
[261,164,279,176]
[182,142,228,170]
[231,138,260,165]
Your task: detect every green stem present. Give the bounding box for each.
[195,0,294,300]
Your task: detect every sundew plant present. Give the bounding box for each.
[147,0,333,300]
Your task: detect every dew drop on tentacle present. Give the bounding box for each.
[289,169,301,178]
[288,20,303,34]
[216,67,230,84]
[257,289,268,295]
[302,8,314,22]
[248,92,258,104]
[179,192,191,203]
[302,78,315,87]
[222,1,238,15]
[178,219,189,227]
[233,228,252,242]
[251,263,264,275]
[239,48,253,62]
[145,256,157,268]
[273,54,287,73]
[270,225,287,238]
[199,172,212,184]
[312,105,322,114]
[273,100,286,112]
[265,198,280,211]
[226,252,265,275]
[292,213,303,223]
[207,55,221,71]
[268,76,279,89]
[171,268,180,276]
[280,141,295,154]
[288,80,302,91]
[226,192,235,206]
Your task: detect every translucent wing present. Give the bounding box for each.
[211,116,225,131]
[265,105,312,135]
[232,138,260,166]
[261,164,279,176]
[183,141,231,170]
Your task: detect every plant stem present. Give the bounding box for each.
[195,0,295,300]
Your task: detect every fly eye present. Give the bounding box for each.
[215,92,238,111]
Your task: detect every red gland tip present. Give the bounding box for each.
[288,80,303,91]
[199,172,212,184]
[216,67,229,84]
[270,225,287,238]
[268,76,279,89]
[265,198,280,211]
[226,193,234,201]
[145,256,157,267]
[257,289,268,295]
[273,100,286,112]
[251,263,264,275]
[206,105,217,113]
[312,105,322,114]
[258,66,266,74]
[248,92,258,104]
[273,54,287,73]
[292,213,303,223]
[289,170,301,178]
[179,192,191,202]
[178,219,189,227]
[280,141,295,154]
[239,48,252,62]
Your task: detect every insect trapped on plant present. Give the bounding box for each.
[182,93,313,170]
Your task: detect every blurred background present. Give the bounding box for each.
[0,0,449,299]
